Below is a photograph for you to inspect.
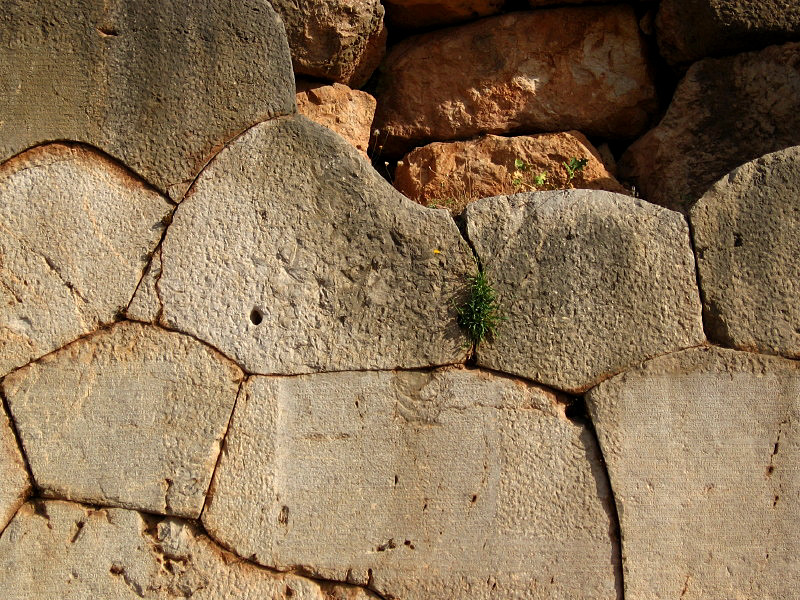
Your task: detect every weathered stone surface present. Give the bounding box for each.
[0,0,295,198]
[296,81,377,157]
[373,6,657,157]
[0,144,173,379]
[0,500,377,599]
[158,115,473,375]
[126,248,163,323]
[656,0,800,64]
[203,369,619,599]
[619,42,800,211]
[383,0,503,29]
[586,347,800,600]
[0,403,30,532]
[2,322,243,518]
[271,0,386,88]
[394,132,628,215]
[466,191,705,392]
[690,146,800,358]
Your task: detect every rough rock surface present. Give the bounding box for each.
[586,347,800,600]
[383,0,503,29]
[394,132,628,215]
[373,6,657,157]
[691,146,800,358]
[0,144,173,379]
[203,369,619,599]
[126,248,163,323]
[2,322,243,518]
[158,116,473,375]
[271,0,386,88]
[466,191,705,392]
[656,0,800,64]
[0,0,295,198]
[296,81,377,157]
[0,403,29,532]
[619,42,800,211]
[0,500,377,599]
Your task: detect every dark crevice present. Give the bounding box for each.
[124,207,174,319]
[578,400,625,600]
[684,211,723,348]
[0,384,40,494]
[198,376,248,523]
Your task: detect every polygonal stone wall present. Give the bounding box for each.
[1,1,798,599]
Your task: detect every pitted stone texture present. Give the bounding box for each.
[203,369,619,599]
[126,248,163,323]
[620,42,800,211]
[0,403,30,532]
[1,322,243,518]
[656,0,800,64]
[0,0,295,198]
[296,81,377,157]
[0,500,378,599]
[271,0,386,88]
[158,116,473,375]
[691,146,800,358]
[394,132,628,215]
[466,191,705,393]
[586,347,800,600]
[383,0,503,29]
[373,5,657,157]
[0,144,172,379]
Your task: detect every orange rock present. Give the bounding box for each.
[271,0,387,87]
[383,0,503,29]
[393,132,628,215]
[373,6,657,157]
[296,81,377,157]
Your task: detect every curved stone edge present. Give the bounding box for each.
[0,0,297,199]
[585,345,800,600]
[0,498,381,599]
[465,190,706,393]
[0,142,175,380]
[157,115,474,376]
[689,145,800,359]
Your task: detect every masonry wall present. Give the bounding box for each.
[0,1,798,599]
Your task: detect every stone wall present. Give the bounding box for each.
[0,1,798,598]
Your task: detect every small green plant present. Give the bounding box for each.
[512,157,548,191]
[563,157,589,185]
[456,268,504,347]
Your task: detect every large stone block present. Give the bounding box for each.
[0,0,295,198]
[0,144,173,378]
[158,116,473,375]
[271,0,386,87]
[2,322,243,518]
[691,146,800,358]
[394,132,627,216]
[0,500,377,599]
[0,402,29,533]
[203,369,620,599]
[465,190,705,392]
[586,347,800,600]
[656,0,800,64]
[620,42,800,211]
[372,5,657,157]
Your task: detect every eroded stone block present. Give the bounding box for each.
[203,369,619,599]
[2,322,243,518]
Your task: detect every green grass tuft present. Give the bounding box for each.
[456,268,504,347]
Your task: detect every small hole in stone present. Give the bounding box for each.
[733,233,744,247]
[285,586,294,597]
[250,308,263,325]
[471,494,478,503]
